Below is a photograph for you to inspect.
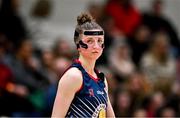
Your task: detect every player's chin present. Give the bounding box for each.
[91,54,101,60]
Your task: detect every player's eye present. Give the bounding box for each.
[87,39,94,44]
[98,38,103,44]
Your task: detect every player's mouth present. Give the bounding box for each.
[92,51,99,54]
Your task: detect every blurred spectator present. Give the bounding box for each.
[52,37,73,78]
[52,37,75,60]
[27,0,53,50]
[108,40,135,81]
[165,81,180,116]
[53,57,71,78]
[0,34,13,91]
[127,24,151,66]
[3,39,51,114]
[132,108,147,117]
[0,60,13,92]
[113,87,132,117]
[98,0,141,66]
[153,77,173,97]
[105,0,141,36]
[127,71,152,113]
[171,81,180,96]
[0,37,35,116]
[140,32,176,83]
[156,107,176,117]
[39,49,58,85]
[4,39,48,92]
[40,44,72,116]
[145,91,165,117]
[0,0,28,50]
[142,0,180,57]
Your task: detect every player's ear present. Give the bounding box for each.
[78,48,81,52]
[77,45,81,52]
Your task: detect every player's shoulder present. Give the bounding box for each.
[58,67,83,93]
[60,67,83,83]
[59,67,83,92]
[65,67,82,78]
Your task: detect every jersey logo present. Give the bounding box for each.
[92,104,106,118]
[89,88,94,97]
[97,90,104,95]
[98,108,106,118]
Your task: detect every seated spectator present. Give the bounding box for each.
[127,24,151,66]
[105,0,141,36]
[126,71,152,113]
[132,108,147,117]
[0,36,34,116]
[156,107,176,117]
[39,49,58,85]
[108,40,135,81]
[0,0,28,51]
[52,37,75,60]
[140,32,176,84]
[4,39,50,115]
[27,0,53,50]
[145,91,165,117]
[113,87,132,117]
[142,0,180,57]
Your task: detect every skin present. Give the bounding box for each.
[51,29,115,117]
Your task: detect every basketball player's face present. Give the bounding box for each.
[79,31,104,60]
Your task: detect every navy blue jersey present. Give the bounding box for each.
[65,60,108,118]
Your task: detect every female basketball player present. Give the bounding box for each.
[51,12,115,117]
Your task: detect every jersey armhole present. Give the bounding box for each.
[75,68,84,93]
[76,81,83,93]
[104,77,108,94]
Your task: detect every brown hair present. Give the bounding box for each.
[74,12,103,44]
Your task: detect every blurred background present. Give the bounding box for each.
[0,0,180,117]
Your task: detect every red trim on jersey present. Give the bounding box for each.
[73,59,81,64]
[73,59,84,93]
[74,59,100,83]
[87,73,99,82]
[76,82,83,93]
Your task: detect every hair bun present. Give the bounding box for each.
[77,12,94,25]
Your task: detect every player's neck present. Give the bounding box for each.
[78,56,96,75]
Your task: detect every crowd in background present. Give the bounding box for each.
[0,0,180,117]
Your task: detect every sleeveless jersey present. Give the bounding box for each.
[65,60,108,118]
